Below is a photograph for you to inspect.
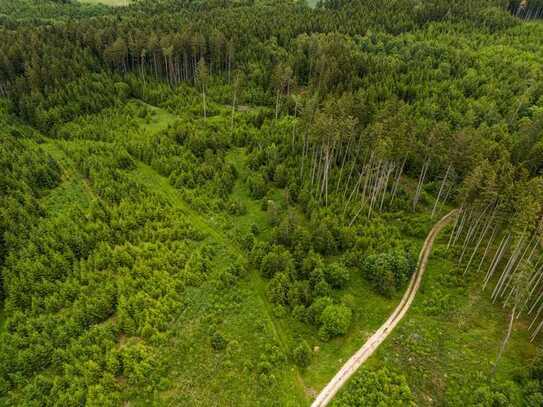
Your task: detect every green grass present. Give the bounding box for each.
[299,275,398,391]
[342,237,539,405]
[224,147,404,395]
[136,102,179,132]
[129,161,308,405]
[40,141,97,214]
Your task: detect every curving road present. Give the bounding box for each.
[311,209,458,407]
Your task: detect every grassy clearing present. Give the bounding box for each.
[40,141,97,214]
[136,101,179,132]
[344,236,539,405]
[131,161,307,405]
[224,146,404,394]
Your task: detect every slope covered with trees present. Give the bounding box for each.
[0,0,542,405]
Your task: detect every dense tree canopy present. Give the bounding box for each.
[1,0,542,405]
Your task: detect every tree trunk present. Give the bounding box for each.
[493,306,515,373]
[491,236,525,301]
[432,164,451,218]
[390,158,406,205]
[413,159,429,211]
[483,234,510,290]
[379,162,395,211]
[463,217,494,275]
[476,225,497,274]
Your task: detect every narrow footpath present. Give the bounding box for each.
[311,209,458,407]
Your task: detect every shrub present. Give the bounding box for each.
[226,199,247,215]
[302,251,324,279]
[247,173,267,199]
[292,341,312,368]
[325,263,350,289]
[313,279,332,298]
[362,248,416,297]
[288,280,311,307]
[332,367,414,406]
[307,296,333,326]
[267,272,290,305]
[319,304,352,340]
[211,332,227,351]
[260,247,294,278]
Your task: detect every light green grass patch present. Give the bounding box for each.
[299,274,398,391]
[40,141,96,214]
[129,161,308,405]
[349,241,539,405]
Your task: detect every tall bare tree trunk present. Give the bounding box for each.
[483,234,510,290]
[493,306,516,374]
[432,164,451,218]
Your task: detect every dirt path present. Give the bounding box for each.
[311,209,458,407]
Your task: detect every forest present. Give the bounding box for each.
[0,0,542,405]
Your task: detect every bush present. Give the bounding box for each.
[288,280,311,307]
[302,251,324,279]
[247,173,268,199]
[332,367,414,406]
[313,279,332,298]
[319,304,352,340]
[362,248,416,297]
[226,199,247,215]
[211,332,227,351]
[292,341,312,368]
[267,272,290,305]
[260,247,294,278]
[325,263,350,289]
[307,296,333,326]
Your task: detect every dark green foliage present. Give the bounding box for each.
[0,0,542,404]
[268,272,290,305]
[362,249,416,297]
[332,367,414,406]
[445,372,523,406]
[260,246,294,279]
[319,303,352,340]
[292,340,312,368]
[247,173,268,199]
[324,262,350,289]
[307,296,333,326]
[211,331,227,351]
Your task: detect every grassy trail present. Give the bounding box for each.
[312,210,458,407]
[133,161,308,401]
